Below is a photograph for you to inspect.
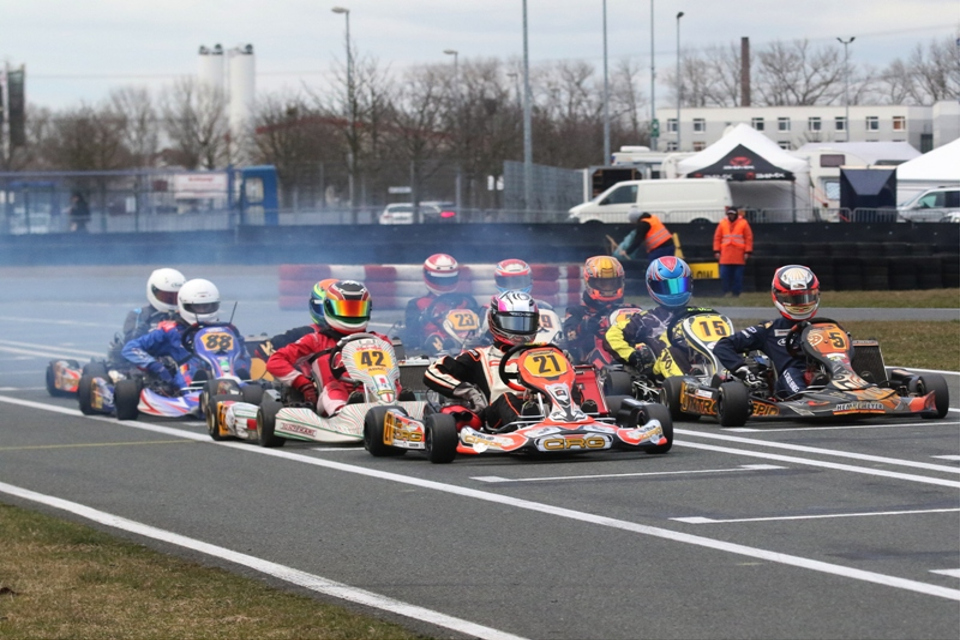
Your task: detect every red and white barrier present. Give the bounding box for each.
[278,263,586,311]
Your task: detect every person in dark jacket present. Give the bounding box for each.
[615,209,675,261]
[68,192,91,232]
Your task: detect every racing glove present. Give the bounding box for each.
[733,365,763,389]
[146,360,172,382]
[452,383,488,411]
[628,344,655,370]
[292,375,319,405]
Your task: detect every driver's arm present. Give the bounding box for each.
[424,351,486,397]
[604,311,642,363]
[713,322,768,371]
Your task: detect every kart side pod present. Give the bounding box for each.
[614,396,647,428]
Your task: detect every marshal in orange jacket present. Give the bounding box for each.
[713,215,754,265]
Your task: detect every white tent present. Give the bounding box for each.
[895,137,960,203]
[677,124,813,220]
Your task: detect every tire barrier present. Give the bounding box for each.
[278,263,586,311]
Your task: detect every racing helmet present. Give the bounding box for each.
[323,280,372,334]
[494,259,533,294]
[146,268,185,313]
[583,255,625,303]
[309,277,338,325]
[488,290,540,347]
[772,265,820,321]
[178,278,220,324]
[423,253,460,296]
[646,257,693,308]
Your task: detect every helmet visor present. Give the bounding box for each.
[497,312,538,335]
[591,276,624,297]
[183,301,219,316]
[325,297,371,321]
[495,272,532,292]
[775,289,819,315]
[425,271,458,290]
[151,285,179,307]
[648,276,691,298]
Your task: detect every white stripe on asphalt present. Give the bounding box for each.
[1,394,958,603]
[931,569,960,579]
[472,463,785,483]
[727,418,960,432]
[672,507,960,524]
[0,481,529,640]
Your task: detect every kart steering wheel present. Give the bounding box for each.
[421,292,482,329]
[497,342,560,393]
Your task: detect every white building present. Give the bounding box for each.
[657,100,960,153]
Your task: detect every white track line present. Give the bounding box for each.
[672,507,960,524]
[472,464,785,483]
[0,394,958,602]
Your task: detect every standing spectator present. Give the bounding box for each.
[713,206,754,298]
[68,192,91,233]
[614,208,675,262]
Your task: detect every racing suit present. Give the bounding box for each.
[562,293,630,365]
[106,304,177,365]
[605,306,716,379]
[404,293,481,354]
[266,325,392,416]
[424,344,526,431]
[712,317,807,396]
[121,320,192,391]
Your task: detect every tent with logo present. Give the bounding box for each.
[677,124,813,220]
[895,137,960,204]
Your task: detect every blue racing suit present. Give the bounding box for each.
[121,320,193,389]
[712,316,807,396]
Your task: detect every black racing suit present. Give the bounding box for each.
[423,343,526,431]
[712,316,807,396]
[562,293,629,365]
[604,306,716,379]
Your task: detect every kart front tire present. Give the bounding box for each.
[206,394,237,441]
[364,406,405,457]
[256,397,285,448]
[240,384,265,405]
[917,374,950,419]
[640,402,673,455]
[717,381,750,427]
[77,374,98,415]
[425,413,458,464]
[662,376,700,422]
[114,379,141,421]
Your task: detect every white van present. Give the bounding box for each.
[568,178,732,224]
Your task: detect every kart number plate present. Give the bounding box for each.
[685,315,732,341]
[201,332,234,352]
[446,310,479,331]
[352,347,394,371]
[520,348,570,378]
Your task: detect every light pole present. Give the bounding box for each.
[444,49,462,218]
[522,0,532,213]
[649,0,657,151]
[602,0,610,165]
[837,36,854,142]
[332,6,355,215]
[676,11,683,152]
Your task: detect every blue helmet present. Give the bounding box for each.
[646,257,693,308]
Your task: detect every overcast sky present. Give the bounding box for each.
[2,0,958,110]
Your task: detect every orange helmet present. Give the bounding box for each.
[583,256,625,303]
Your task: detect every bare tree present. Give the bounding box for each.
[753,40,845,106]
[161,77,229,170]
[109,86,159,167]
[877,35,960,104]
[39,103,129,171]
[609,57,647,142]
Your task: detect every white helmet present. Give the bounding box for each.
[178,278,221,324]
[146,268,185,313]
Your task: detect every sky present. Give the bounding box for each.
[2,0,958,111]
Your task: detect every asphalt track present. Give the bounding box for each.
[0,266,958,639]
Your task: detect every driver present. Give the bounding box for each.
[605,257,715,380]
[562,255,629,364]
[424,290,542,431]
[266,280,391,416]
[713,265,821,396]
[121,278,245,393]
[105,268,186,364]
[403,253,478,353]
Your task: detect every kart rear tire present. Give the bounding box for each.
[425,413,458,464]
[640,402,673,455]
[82,362,109,378]
[916,374,950,419]
[364,406,406,457]
[45,361,76,397]
[661,376,700,422]
[206,394,238,441]
[114,379,141,421]
[717,381,750,427]
[77,374,99,415]
[240,384,265,405]
[604,370,634,396]
[256,396,285,448]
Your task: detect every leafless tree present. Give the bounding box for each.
[609,57,647,142]
[753,40,845,106]
[109,86,159,167]
[38,103,129,171]
[877,35,960,104]
[161,77,229,170]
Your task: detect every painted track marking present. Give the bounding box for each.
[472,463,785,483]
[672,507,960,524]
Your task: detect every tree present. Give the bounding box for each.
[161,77,229,170]
[109,86,159,167]
[753,40,845,106]
[877,35,960,105]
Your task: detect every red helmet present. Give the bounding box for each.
[771,265,820,321]
[583,255,625,303]
[323,280,372,334]
[423,253,460,296]
[494,259,533,294]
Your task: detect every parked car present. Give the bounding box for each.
[898,186,960,222]
[379,202,457,225]
[568,178,732,224]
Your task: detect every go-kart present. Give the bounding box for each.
[394,292,485,358]
[666,318,951,427]
[45,331,133,397]
[76,323,256,421]
[578,306,643,369]
[603,309,736,421]
[208,333,428,446]
[363,342,673,463]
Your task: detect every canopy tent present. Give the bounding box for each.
[677,123,812,220]
[895,137,960,203]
